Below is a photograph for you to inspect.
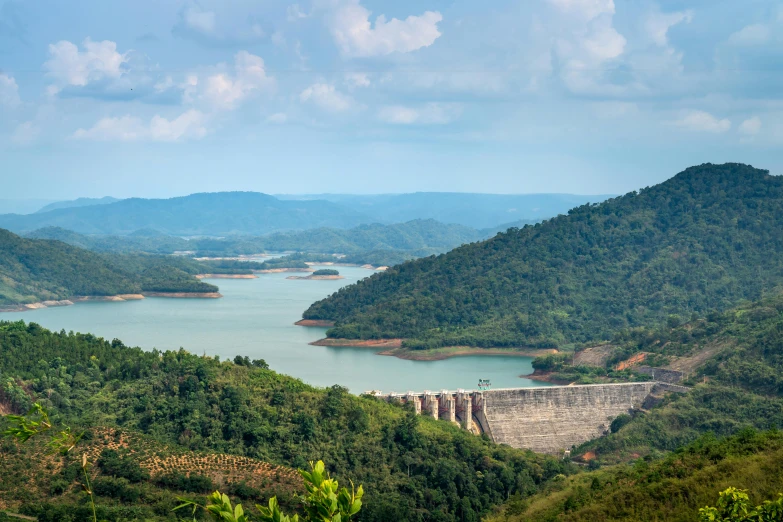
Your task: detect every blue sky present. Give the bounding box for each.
[1,0,781,199]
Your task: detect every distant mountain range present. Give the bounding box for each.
[304,163,783,350]
[35,196,120,213]
[0,192,612,236]
[0,192,372,236]
[276,192,614,229]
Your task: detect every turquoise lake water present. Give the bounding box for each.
[5,265,548,393]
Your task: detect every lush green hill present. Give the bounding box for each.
[0,321,571,521]
[303,163,783,350]
[487,429,783,522]
[0,229,218,306]
[0,192,372,236]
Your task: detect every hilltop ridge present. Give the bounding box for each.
[304,163,783,350]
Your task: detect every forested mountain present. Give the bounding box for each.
[35,196,121,214]
[0,321,570,520]
[26,219,485,261]
[277,192,612,229]
[304,163,783,349]
[488,292,783,520]
[0,192,373,236]
[0,229,219,306]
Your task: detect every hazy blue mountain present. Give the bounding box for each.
[0,199,58,215]
[0,192,373,236]
[275,192,614,228]
[35,196,121,213]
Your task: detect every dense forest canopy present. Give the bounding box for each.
[0,321,571,520]
[0,229,223,305]
[304,163,783,349]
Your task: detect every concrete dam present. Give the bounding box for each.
[376,382,687,454]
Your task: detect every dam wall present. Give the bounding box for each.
[378,381,684,454]
[481,382,657,454]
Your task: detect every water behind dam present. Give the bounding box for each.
[5,265,548,393]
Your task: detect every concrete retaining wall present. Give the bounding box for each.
[482,383,656,454]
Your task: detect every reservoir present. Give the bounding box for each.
[5,265,547,393]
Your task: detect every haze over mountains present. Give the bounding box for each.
[0,192,611,236]
[305,163,783,350]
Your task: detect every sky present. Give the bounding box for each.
[1,0,782,199]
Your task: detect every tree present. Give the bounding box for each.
[699,488,783,521]
[177,461,363,522]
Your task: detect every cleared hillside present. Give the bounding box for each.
[303,163,783,350]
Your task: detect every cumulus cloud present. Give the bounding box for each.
[0,73,20,107]
[329,1,442,57]
[377,103,461,124]
[645,9,693,46]
[45,39,128,91]
[173,2,266,44]
[72,110,207,142]
[739,116,762,135]
[11,121,39,145]
[287,4,308,21]
[185,51,274,110]
[300,83,353,112]
[675,110,731,133]
[345,72,370,88]
[728,24,770,46]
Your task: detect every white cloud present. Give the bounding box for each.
[645,9,693,47]
[182,6,216,34]
[287,4,308,21]
[345,72,370,88]
[739,116,762,135]
[548,0,615,21]
[674,110,731,133]
[73,110,207,142]
[186,51,274,110]
[0,73,20,107]
[300,83,353,112]
[11,121,39,145]
[378,103,461,124]
[329,1,442,57]
[728,24,770,46]
[45,39,128,90]
[266,112,287,124]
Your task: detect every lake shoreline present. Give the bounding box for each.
[308,337,557,361]
[0,292,221,313]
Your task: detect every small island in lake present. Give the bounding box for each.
[286,269,344,280]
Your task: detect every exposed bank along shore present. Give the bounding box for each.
[0,292,223,313]
[297,322,557,363]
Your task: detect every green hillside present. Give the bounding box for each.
[0,321,570,521]
[303,163,783,350]
[0,229,218,306]
[27,219,485,261]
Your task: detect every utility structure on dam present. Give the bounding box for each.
[373,382,688,454]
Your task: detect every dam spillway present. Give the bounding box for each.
[375,382,688,454]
